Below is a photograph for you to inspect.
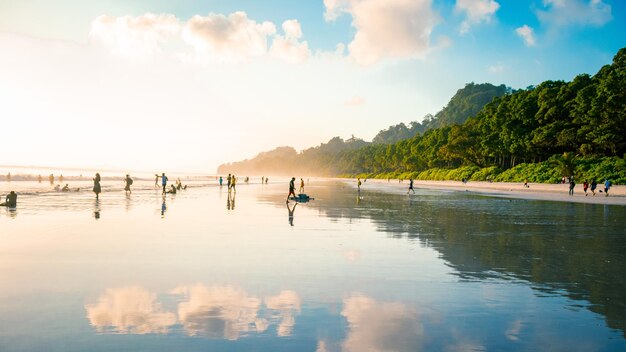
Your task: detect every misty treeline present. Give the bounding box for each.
[218,48,625,183]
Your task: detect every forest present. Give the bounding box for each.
[218,48,626,183]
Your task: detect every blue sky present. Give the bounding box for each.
[0,0,624,172]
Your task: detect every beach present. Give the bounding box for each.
[1,180,625,351]
[359,179,626,206]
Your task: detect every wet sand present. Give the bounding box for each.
[355,179,626,206]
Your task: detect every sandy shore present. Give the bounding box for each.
[357,179,626,206]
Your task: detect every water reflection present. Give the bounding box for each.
[287,202,297,226]
[341,294,424,352]
[227,192,236,211]
[93,199,100,220]
[86,285,302,340]
[161,197,167,218]
[85,286,176,334]
[258,183,626,337]
[172,285,263,340]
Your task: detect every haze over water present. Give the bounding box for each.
[1,180,624,351]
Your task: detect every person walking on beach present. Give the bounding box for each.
[154,174,159,187]
[299,178,305,193]
[49,174,54,185]
[408,179,415,194]
[1,191,17,207]
[583,181,589,196]
[524,179,529,188]
[287,177,296,202]
[604,179,612,197]
[161,173,168,194]
[568,179,575,196]
[590,180,597,196]
[231,175,237,193]
[357,178,362,192]
[227,174,232,190]
[219,176,223,187]
[93,173,102,199]
[124,174,133,194]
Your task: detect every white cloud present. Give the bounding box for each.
[270,20,311,64]
[538,0,612,27]
[282,19,303,40]
[85,286,177,334]
[324,0,439,65]
[455,0,500,34]
[341,294,424,351]
[89,13,180,60]
[515,25,536,46]
[182,12,276,63]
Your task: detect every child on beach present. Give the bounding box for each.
[583,181,589,196]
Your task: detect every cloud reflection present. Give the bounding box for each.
[85,286,177,334]
[341,294,424,352]
[265,290,301,337]
[171,284,265,340]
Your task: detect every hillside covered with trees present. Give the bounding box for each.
[372,83,510,144]
[219,48,626,183]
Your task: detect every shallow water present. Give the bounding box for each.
[1,180,625,351]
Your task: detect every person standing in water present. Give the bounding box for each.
[231,175,237,193]
[124,174,133,194]
[93,173,102,199]
[161,173,168,194]
[299,178,305,193]
[287,177,296,202]
[408,179,415,194]
[154,174,159,188]
[227,174,232,190]
[219,176,223,187]
[357,178,362,192]
[1,191,17,207]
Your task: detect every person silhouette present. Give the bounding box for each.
[124,174,133,194]
[287,177,296,202]
[161,173,168,194]
[1,191,17,207]
[299,178,305,193]
[93,173,101,199]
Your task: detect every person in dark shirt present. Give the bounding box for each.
[287,177,296,202]
[1,191,17,207]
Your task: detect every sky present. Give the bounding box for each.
[0,0,624,173]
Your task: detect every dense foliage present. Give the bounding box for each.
[219,48,626,183]
[372,83,509,144]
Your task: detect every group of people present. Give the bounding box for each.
[574,179,612,197]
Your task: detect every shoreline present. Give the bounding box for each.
[352,179,626,206]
